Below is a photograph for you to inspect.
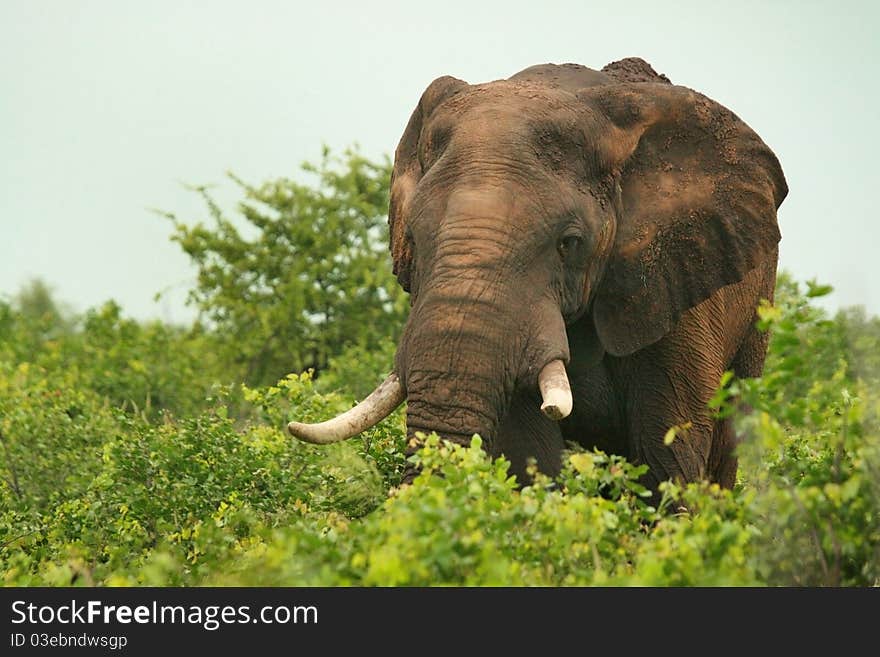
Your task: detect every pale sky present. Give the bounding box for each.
[2,0,878,323]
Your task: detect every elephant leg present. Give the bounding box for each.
[495,387,566,485]
[618,348,720,499]
[631,392,739,496]
[703,318,774,490]
[563,380,627,457]
[703,280,775,490]
[618,277,770,499]
[627,405,715,497]
[631,400,738,495]
[708,416,738,489]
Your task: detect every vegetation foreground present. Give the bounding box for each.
[1,151,878,586]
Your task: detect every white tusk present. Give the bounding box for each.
[287,373,405,444]
[538,360,572,421]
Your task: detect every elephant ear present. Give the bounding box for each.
[389,75,468,291]
[581,83,788,356]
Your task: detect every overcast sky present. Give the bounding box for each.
[2,0,878,323]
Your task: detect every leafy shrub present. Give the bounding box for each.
[716,276,880,585]
[1,270,877,583]
[1,371,400,586]
[0,360,118,511]
[162,148,409,386]
[0,294,225,420]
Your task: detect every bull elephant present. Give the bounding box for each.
[287,58,788,495]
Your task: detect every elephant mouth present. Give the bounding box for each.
[286,359,572,445]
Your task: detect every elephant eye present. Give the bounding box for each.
[557,234,583,261]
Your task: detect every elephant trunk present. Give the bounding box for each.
[398,272,570,453]
[400,293,514,451]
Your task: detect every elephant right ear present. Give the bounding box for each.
[581,82,788,357]
[389,76,468,291]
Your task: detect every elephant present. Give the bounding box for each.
[287,57,788,497]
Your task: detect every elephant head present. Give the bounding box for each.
[287,59,787,476]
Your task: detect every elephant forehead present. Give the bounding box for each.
[431,82,608,180]
[443,187,518,218]
[437,81,584,130]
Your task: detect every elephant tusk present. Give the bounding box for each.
[538,360,573,421]
[287,373,405,445]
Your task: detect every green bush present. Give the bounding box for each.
[0,294,226,420]
[163,147,409,387]
[2,271,878,587]
[717,276,880,585]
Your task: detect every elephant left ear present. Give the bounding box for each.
[580,83,788,357]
